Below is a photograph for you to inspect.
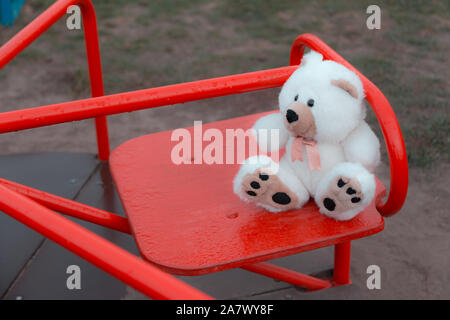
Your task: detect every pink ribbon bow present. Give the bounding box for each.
[291,137,321,171]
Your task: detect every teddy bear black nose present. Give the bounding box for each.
[286,109,298,123]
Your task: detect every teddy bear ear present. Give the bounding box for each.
[331,79,359,99]
[299,50,323,68]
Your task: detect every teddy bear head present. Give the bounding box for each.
[278,51,365,143]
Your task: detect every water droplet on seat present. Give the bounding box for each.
[226,212,239,219]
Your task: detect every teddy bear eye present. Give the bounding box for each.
[294,94,299,102]
[307,99,314,107]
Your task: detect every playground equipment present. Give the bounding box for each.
[0,0,408,299]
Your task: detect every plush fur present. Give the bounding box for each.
[234,51,380,221]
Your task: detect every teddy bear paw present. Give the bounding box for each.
[241,169,300,212]
[318,176,366,220]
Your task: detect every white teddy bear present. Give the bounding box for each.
[234,51,380,221]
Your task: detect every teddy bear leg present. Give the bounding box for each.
[314,162,376,221]
[233,155,310,212]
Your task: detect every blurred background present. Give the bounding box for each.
[0,0,449,299]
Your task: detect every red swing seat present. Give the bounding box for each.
[110,112,386,276]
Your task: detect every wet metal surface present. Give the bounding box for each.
[110,113,384,275]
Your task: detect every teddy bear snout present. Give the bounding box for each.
[286,109,299,123]
[284,102,317,138]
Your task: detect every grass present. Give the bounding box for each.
[0,0,448,168]
[405,116,450,168]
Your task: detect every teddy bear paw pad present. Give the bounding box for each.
[319,176,364,216]
[241,169,299,210]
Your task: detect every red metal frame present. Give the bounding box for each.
[333,242,351,285]
[0,177,131,234]
[0,0,408,300]
[0,0,110,160]
[241,263,331,291]
[0,183,211,300]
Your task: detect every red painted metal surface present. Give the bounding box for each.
[110,112,386,276]
[0,0,110,160]
[0,66,297,133]
[333,242,351,285]
[290,34,408,217]
[0,177,131,234]
[241,262,331,291]
[80,0,110,161]
[0,183,212,300]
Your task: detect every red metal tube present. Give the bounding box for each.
[78,0,110,160]
[0,183,212,300]
[0,177,131,234]
[290,34,408,217]
[0,65,297,133]
[242,262,331,291]
[0,0,110,160]
[333,242,351,285]
[0,0,74,68]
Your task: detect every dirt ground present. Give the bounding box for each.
[356,162,450,299]
[0,1,449,299]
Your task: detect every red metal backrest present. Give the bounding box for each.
[0,2,407,217]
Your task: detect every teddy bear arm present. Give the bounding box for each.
[342,121,380,172]
[252,112,289,153]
